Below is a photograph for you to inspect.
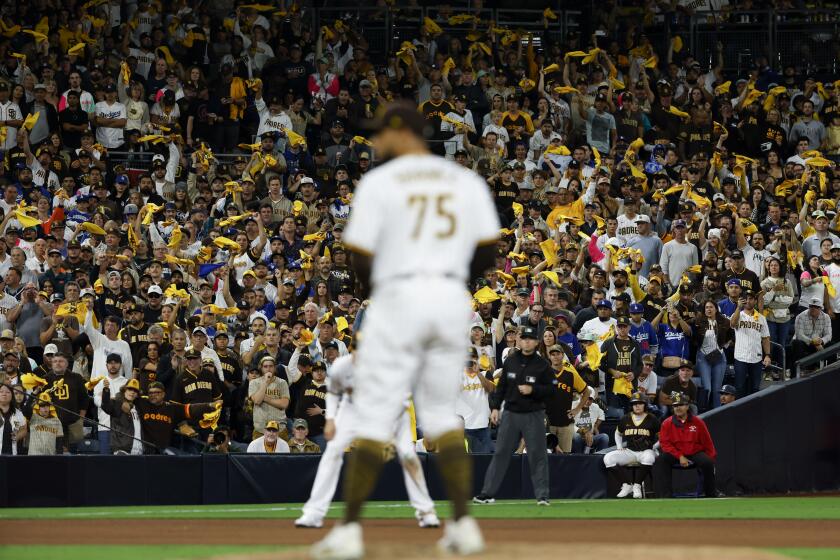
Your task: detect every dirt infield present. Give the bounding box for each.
[3,518,839,549]
[218,544,790,560]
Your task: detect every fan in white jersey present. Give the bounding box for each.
[311,103,498,560]
[295,350,440,529]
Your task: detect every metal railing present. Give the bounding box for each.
[794,338,840,379]
[314,6,582,58]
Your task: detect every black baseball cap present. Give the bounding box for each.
[520,326,539,339]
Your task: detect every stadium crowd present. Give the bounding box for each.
[0,0,839,459]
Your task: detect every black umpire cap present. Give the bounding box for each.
[520,326,539,339]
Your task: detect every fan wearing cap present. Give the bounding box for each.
[91,353,130,454]
[441,94,476,157]
[289,418,321,453]
[791,297,832,377]
[43,351,90,452]
[253,81,294,138]
[604,392,660,499]
[718,384,737,405]
[24,392,63,456]
[248,354,291,441]
[292,359,327,449]
[544,343,594,454]
[578,91,616,154]
[314,103,500,556]
[170,348,225,424]
[654,391,718,498]
[81,310,133,380]
[661,217,699,288]
[247,419,291,454]
[93,84,127,149]
[628,303,658,356]
[601,313,643,412]
[99,377,144,455]
[729,289,771,397]
[580,298,617,341]
[118,302,150,366]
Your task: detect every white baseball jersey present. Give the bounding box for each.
[455,370,490,430]
[255,98,294,137]
[94,101,127,148]
[0,100,22,150]
[616,213,640,246]
[343,154,500,285]
[825,263,840,313]
[733,310,770,364]
[742,245,770,279]
[440,110,475,156]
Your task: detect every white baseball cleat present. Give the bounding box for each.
[437,516,484,556]
[617,483,633,498]
[632,484,643,499]
[417,511,441,528]
[295,513,324,528]
[310,522,363,560]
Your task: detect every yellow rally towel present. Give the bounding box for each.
[496,270,516,289]
[423,17,442,36]
[229,77,246,120]
[613,376,633,397]
[213,237,240,251]
[473,286,500,304]
[78,222,106,236]
[21,373,48,391]
[539,239,559,266]
[85,376,105,391]
[824,275,837,299]
[584,343,603,370]
[68,42,86,56]
[22,112,40,131]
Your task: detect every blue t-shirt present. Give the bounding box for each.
[657,323,689,360]
[718,297,738,319]
[630,320,658,355]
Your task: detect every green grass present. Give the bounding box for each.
[1,497,839,520]
[773,550,840,560]
[0,545,292,560]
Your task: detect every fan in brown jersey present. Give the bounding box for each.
[603,392,660,499]
[170,349,225,437]
[130,381,218,454]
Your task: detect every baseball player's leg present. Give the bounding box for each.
[341,298,419,523]
[412,285,474,519]
[630,449,655,486]
[300,411,356,522]
[604,449,634,494]
[393,407,436,518]
[603,448,636,468]
[520,411,550,501]
[479,411,522,497]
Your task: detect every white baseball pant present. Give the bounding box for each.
[603,448,656,468]
[301,400,435,520]
[352,279,471,442]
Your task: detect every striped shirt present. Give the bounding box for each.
[733,310,770,364]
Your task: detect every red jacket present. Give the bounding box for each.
[660,414,716,461]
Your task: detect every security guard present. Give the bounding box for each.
[474,326,554,506]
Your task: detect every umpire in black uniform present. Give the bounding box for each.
[474,326,554,505]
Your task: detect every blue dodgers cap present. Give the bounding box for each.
[115,174,129,184]
[596,299,613,309]
[629,303,644,314]
[726,278,741,287]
